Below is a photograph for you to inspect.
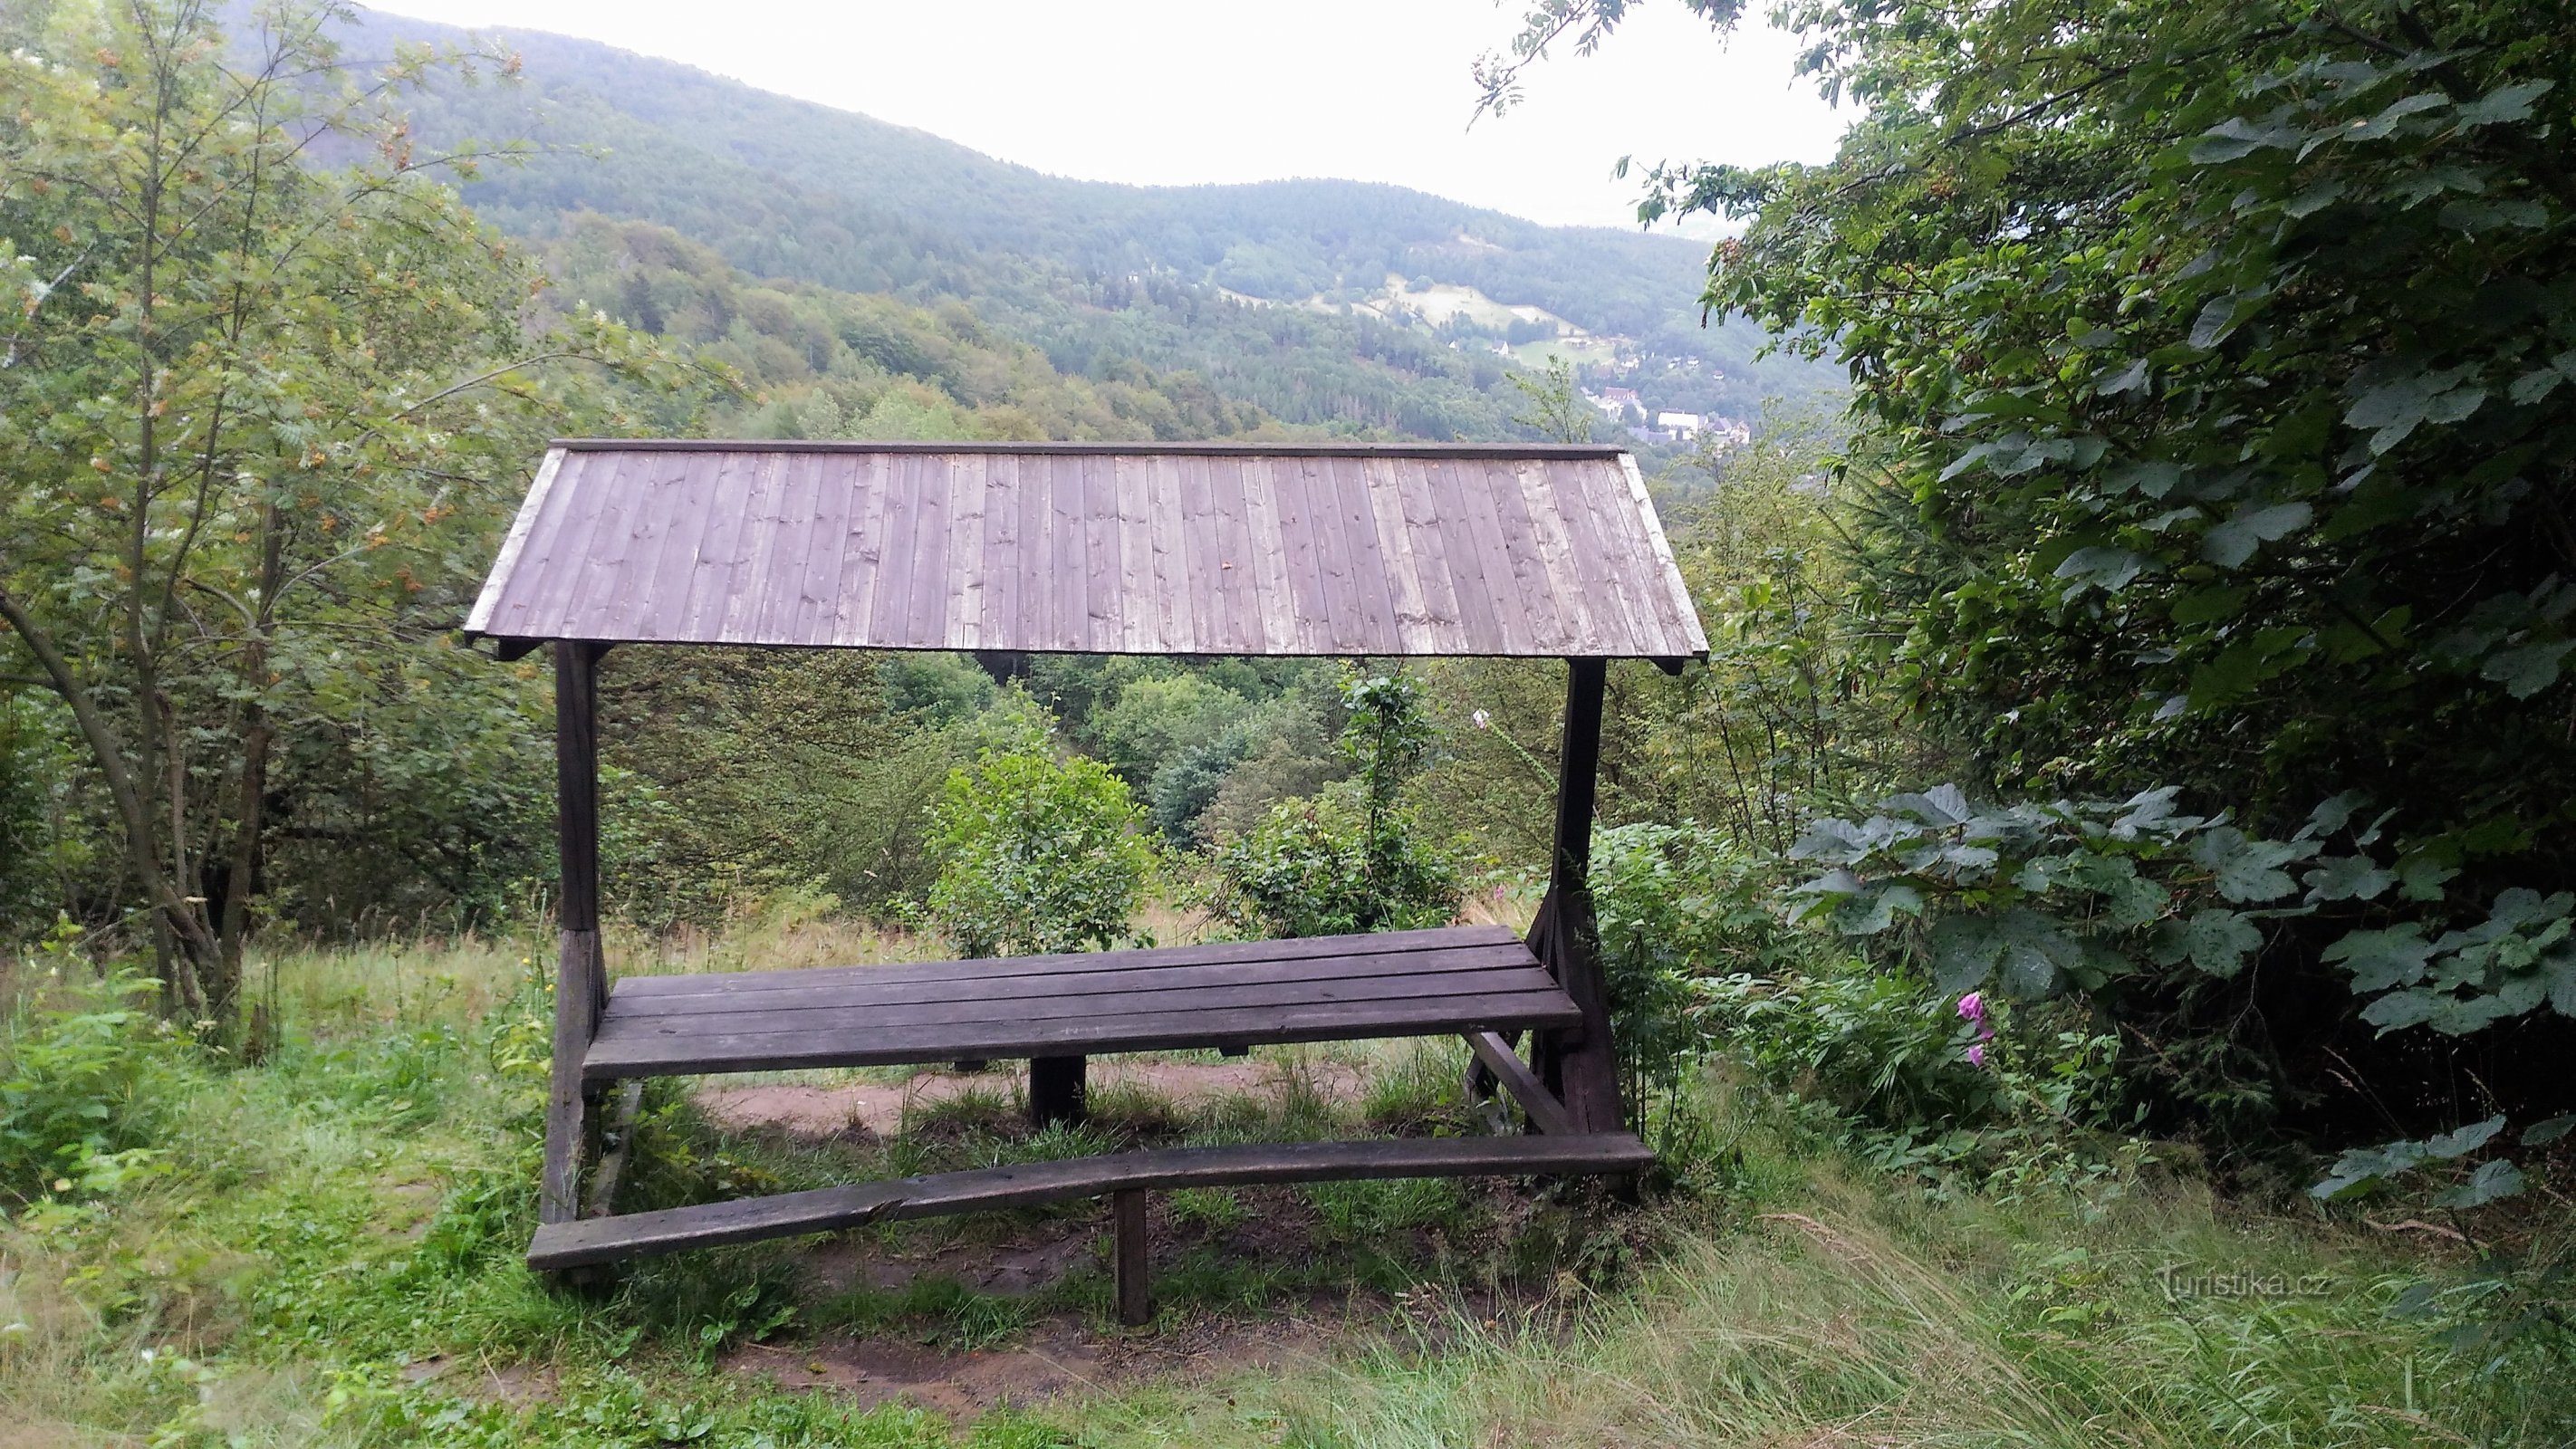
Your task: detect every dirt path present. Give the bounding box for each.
[696,1058,1369,1138]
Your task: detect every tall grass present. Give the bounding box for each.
[1072,1161,2571,1448]
[5,927,2569,1448]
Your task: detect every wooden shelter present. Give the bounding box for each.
[466,439,1706,1319]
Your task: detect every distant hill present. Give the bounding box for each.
[357,8,1830,441]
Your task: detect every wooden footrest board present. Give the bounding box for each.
[527,1132,1653,1270]
[583,924,1581,1080]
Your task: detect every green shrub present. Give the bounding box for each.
[1090,673,1245,788]
[1590,822,1788,1121]
[1212,795,1458,939]
[923,748,1156,957]
[1213,671,1459,938]
[1701,964,2005,1132]
[0,936,173,1204]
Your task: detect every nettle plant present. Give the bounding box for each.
[1789,784,2575,1039]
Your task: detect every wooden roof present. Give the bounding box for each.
[465,440,1707,660]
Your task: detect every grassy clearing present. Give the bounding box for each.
[3,933,2568,1447]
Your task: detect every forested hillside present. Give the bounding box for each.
[356,7,1823,439]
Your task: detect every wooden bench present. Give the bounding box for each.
[536,924,1643,1309]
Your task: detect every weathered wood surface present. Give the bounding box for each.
[1464,1030,1576,1136]
[603,960,1559,1038]
[587,990,1579,1079]
[525,1133,1655,1270]
[541,641,607,1227]
[612,924,1520,998]
[1113,1189,1152,1327]
[582,1080,647,1221]
[1537,657,1626,1136]
[582,926,1581,1080]
[465,442,1707,660]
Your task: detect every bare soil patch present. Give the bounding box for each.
[696,1059,1367,1139]
[719,1298,1360,1417]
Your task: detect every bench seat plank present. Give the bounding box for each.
[581,926,1581,1080]
[527,1132,1653,1270]
[610,923,1522,998]
[606,942,1533,1019]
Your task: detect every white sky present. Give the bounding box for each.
[360,0,1848,230]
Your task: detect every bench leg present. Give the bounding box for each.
[1113,1188,1153,1327]
[1031,1055,1087,1128]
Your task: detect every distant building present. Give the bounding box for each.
[1657,410,1705,438]
[1583,387,1643,424]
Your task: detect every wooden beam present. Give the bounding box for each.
[543,640,607,1226]
[1030,1055,1087,1128]
[1113,1189,1152,1328]
[1535,657,1625,1136]
[526,1132,1655,1270]
[1464,1030,1576,1136]
[582,1080,647,1220]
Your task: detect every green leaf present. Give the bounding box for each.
[1832,882,1923,935]
[2348,91,2450,141]
[2453,79,2553,127]
[2182,907,2262,977]
[2478,640,2572,698]
[1929,916,2000,994]
[2344,368,2485,453]
[2432,1158,2524,1209]
[2396,854,2458,902]
[2524,1115,2576,1146]
[2189,827,2309,901]
[2510,364,2566,406]
[2053,545,2151,596]
[2422,1116,2505,1158]
[2200,502,2312,567]
[2360,988,2438,1032]
[2095,358,2150,395]
[2106,460,2185,497]
[2303,855,2396,902]
[2325,927,2434,991]
[2189,292,2257,350]
[1994,907,2081,998]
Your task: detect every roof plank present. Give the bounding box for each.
[471,441,1702,659]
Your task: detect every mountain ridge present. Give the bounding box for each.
[359,6,1825,439]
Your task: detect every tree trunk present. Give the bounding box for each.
[0,583,220,1014]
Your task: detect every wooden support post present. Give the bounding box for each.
[1112,1189,1152,1328]
[1531,657,1624,1136]
[1030,1054,1087,1128]
[1464,1031,1577,1136]
[543,640,609,1227]
[582,1080,648,1221]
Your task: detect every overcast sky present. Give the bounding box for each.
[360,0,1848,231]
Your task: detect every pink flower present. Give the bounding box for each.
[1966,1042,1988,1068]
[1472,709,1492,730]
[1956,991,1985,1023]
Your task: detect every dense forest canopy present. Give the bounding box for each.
[1494,0,2576,1142]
